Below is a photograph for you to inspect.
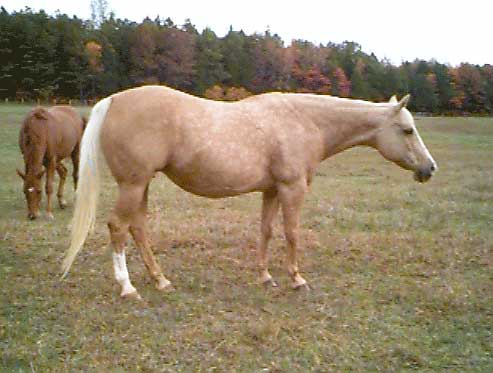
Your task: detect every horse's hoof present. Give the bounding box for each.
[59,201,67,209]
[121,290,142,301]
[292,282,312,291]
[262,278,279,288]
[291,276,311,291]
[293,283,313,291]
[46,212,54,220]
[259,271,277,288]
[156,277,172,291]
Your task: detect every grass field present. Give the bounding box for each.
[1,103,492,371]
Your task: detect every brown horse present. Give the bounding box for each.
[17,106,85,220]
[62,85,437,299]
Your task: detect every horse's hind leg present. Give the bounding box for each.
[45,159,57,219]
[56,162,68,209]
[71,143,80,190]
[129,183,171,291]
[108,183,146,299]
[258,189,280,287]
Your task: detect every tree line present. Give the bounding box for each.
[1,7,492,114]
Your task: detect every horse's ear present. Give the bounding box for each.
[16,168,26,180]
[389,95,398,103]
[393,94,411,113]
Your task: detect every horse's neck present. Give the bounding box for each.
[22,124,48,172]
[287,95,387,159]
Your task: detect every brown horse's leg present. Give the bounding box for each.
[71,143,80,190]
[56,162,68,209]
[258,189,280,286]
[108,183,145,299]
[278,180,309,289]
[45,159,57,219]
[129,183,171,291]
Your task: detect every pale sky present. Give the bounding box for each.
[2,0,492,66]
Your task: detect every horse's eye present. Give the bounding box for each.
[403,127,414,135]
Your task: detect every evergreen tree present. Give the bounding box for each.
[409,60,439,112]
[350,59,370,99]
[431,62,456,113]
[52,13,88,99]
[195,28,229,94]
[222,27,254,88]
[0,7,16,99]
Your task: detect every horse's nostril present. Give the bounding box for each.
[430,164,436,172]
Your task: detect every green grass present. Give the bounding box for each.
[1,104,492,371]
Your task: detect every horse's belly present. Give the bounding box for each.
[164,159,272,198]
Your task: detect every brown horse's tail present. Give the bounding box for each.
[61,97,112,278]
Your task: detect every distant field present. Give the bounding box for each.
[1,104,492,370]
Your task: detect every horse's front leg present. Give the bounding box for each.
[45,159,57,219]
[56,162,68,209]
[258,189,280,287]
[278,179,310,289]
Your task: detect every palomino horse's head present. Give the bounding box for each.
[17,167,45,220]
[373,95,437,182]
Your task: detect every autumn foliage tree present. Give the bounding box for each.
[453,64,486,113]
[291,64,331,94]
[332,67,351,97]
[204,85,252,101]
[224,87,252,101]
[250,31,287,92]
[204,85,224,100]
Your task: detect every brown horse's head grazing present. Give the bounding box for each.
[17,108,48,220]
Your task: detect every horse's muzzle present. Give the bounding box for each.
[414,163,437,183]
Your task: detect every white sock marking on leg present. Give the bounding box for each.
[113,250,137,296]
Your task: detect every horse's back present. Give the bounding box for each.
[48,106,84,131]
[45,106,83,158]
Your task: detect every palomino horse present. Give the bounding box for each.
[62,86,437,299]
[17,106,85,219]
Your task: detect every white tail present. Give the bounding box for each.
[61,97,112,278]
